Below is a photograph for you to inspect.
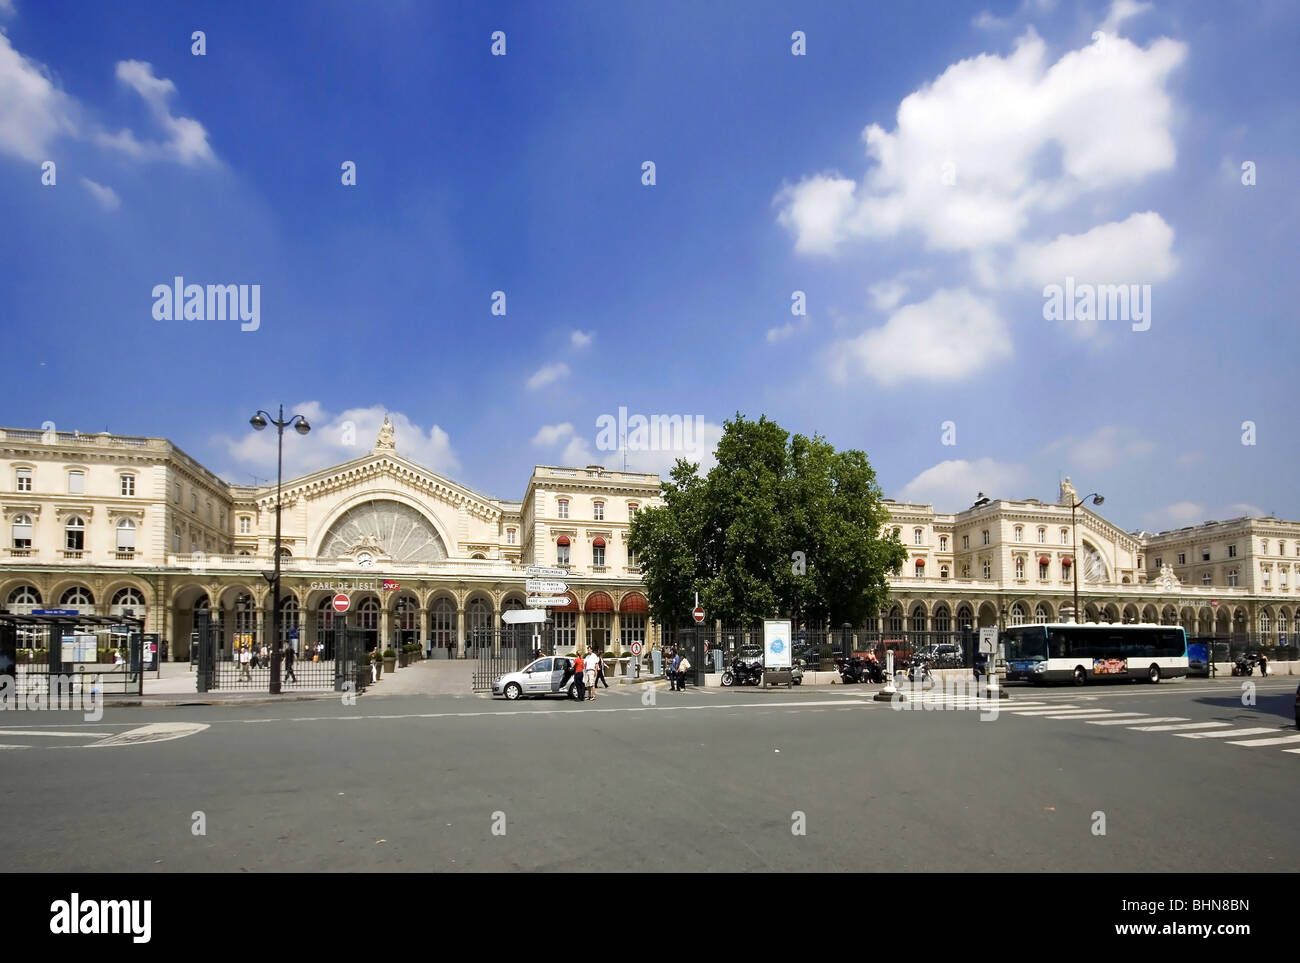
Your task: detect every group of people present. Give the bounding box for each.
[235,642,298,683]
[666,648,692,691]
[563,650,610,701]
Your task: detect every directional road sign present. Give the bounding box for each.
[525,579,568,594]
[526,596,572,607]
[525,566,569,578]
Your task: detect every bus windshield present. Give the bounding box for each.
[1004,626,1047,662]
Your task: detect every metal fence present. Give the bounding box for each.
[472,625,550,691]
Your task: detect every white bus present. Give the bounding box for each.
[1003,623,1188,686]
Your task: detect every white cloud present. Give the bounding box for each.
[775,29,1185,257]
[0,36,214,167]
[526,362,570,390]
[830,288,1011,385]
[766,321,800,342]
[869,277,911,312]
[79,176,120,211]
[1010,211,1178,290]
[571,330,593,348]
[1142,501,1204,530]
[0,31,79,162]
[556,418,725,478]
[1044,425,1155,471]
[898,458,1027,512]
[1225,503,1265,518]
[216,404,460,481]
[531,423,574,446]
[1100,0,1152,35]
[96,60,215,165]
[0,1,16,18]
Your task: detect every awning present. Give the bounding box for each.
[915,558,925,566]
[1039,556,1050,565]
[556,536,570,546]
[592,537,606,548]
[1062,557,1072,566]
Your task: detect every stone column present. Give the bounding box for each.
[611,611,621,653]
[419,605,430,658]
[380,604,391,654]
[456,604,466,658]
[577,610,587,653]
[492,605,502,654]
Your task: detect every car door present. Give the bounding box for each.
[549,657,571,694]
[523,658,551,693]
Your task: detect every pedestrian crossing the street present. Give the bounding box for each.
[886,690,1300,758]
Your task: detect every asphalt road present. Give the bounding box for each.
[2,677,1296,872]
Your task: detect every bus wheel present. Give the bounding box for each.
[1147,664,1161,684]
[1072,667,1086,686]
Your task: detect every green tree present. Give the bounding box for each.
[628,414,906,627]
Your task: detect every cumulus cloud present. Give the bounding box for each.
[1100,0,1152,35]
[869,277,911,312]
[1009,211,1179,291]
[775,29,1185,256]
[0,31,79,162]
[556,417,726,478]
[531,423,574,446]
[830,288,1011,385]
[766,320,802,342]
[571,330,593,348]
[898,458,1028,511]
[215,404,460,482]
[79,176,120,211]
[0,35,214,166]
[526,362,570,390]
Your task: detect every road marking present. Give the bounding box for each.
[87,722,209,747]
[1042,711,1147,720]
[0,744,31,749]
[1177,727,1280,739]
[1088,716,1184,726]
[1011,708,1100,716]
[1129,721,1231,732]
[1225,733,1300,747]
[0,729,112,738]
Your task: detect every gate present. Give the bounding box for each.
[195,609,363,693]
[472,624,551,691]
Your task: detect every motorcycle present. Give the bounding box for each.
[1232,654,1258,677]
[721,656,763,687]
[835,656,866,684]
[906,657,934,685]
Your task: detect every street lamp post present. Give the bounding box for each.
[250,405,311,694]
[1071,492,1104,624]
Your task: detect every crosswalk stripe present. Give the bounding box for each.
[0,729,112,738]
[1177,727,1279,739]
[1012,708,1104,716]
[0,744,31,749]
[1042,711,1147,720]
[1285,748,1300,754]
[1129,721,1231,732]
[1088,716,1183,726]
[1225,734,1300,747]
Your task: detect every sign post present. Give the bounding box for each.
[978,627,1006,699]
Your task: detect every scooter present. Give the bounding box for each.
[1232,654,1257,677]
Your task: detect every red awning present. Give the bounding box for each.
[556,536,570,546]
[592,537,606,548]
[915,558,925,566]
[1039,556,1050,565]
[1062,557,1072,566]
[585,592,613,612]
[620,593,649,613]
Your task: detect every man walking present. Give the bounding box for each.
[572,651,587,702]
[584,649,598,700]
[238,643,252,682]
[669,651,681,691]
[284,643,297,683]
[596,649,609,688]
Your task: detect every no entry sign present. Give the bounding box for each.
[693,606,705,624]
[332,593,351,614]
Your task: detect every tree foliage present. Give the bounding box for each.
[628,414,906,627]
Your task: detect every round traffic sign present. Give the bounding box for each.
[631,641,643,655]
[332,593,351,614]
[693,606,705,624]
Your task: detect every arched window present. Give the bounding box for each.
[234,593,257,644]
[888,606,903,634]
[939,565,949,579]
[914,560,924,579]
[59,586,94,612]
[909,605,926,633]
[111,587,145,618]
[982,560,991,580]
[466,598,491,646]
[592,538,606,567]
[1278,612,1289,636]
[933,606,951,633]
[1034,605,1049,624]
[1259,611,1271,634]
[116,518,136,554]
[358,597,380,633]
[956,604,973,629]
[1010,603,1026,626]
[7,585,41,612]
[65,515,85,551]
[430,598,456,650]
[277,547,292,560]
[316,595,336,638]
[279,597,299,644]
[11,513,32,550]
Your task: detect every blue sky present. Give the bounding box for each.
[2,0,1297,530]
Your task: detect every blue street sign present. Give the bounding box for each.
[32,609,79,616]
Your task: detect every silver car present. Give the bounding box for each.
[492,656,579,700]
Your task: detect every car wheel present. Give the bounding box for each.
[567,683,580,700]
[1072,666,1086,686]
[1147,664,1161,684]
[504,682,522,701]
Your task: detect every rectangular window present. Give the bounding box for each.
[174,483,181,503]
[982,530,989,546]
[507,528,516,545]
[1228,544,1237,558]
[1201,573,1211,586]
[1061,530,1069,546]
[962,535,969,550]
[620,613,646,647]
[1262,572,1270,588]
[557,500,569,519]
[594,503,604,521]
[554,611,576,649]
[1155,557,1162,569]
[1227,570,1238,587]
[914,529,923,545]
[173,527,181,551]
[557,544,570,566]
[13,517,32,549]
[1039,562,1049,580]
[593,545,605,567]
[1281,570,1288,588]
[239,516,251,534]
[16,468,32,492]
[207,502,213,522]
[1177,553,1185,565]
[628,545,639,568]
[120,474,135,496]
[1037,529,1045,544]
[1201,548,1210,561]
[191,493,198,512]
[68,470,85,494]
[982,561,991,580]
[117,523,135,552]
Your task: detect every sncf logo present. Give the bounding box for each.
[49,893,151,943]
